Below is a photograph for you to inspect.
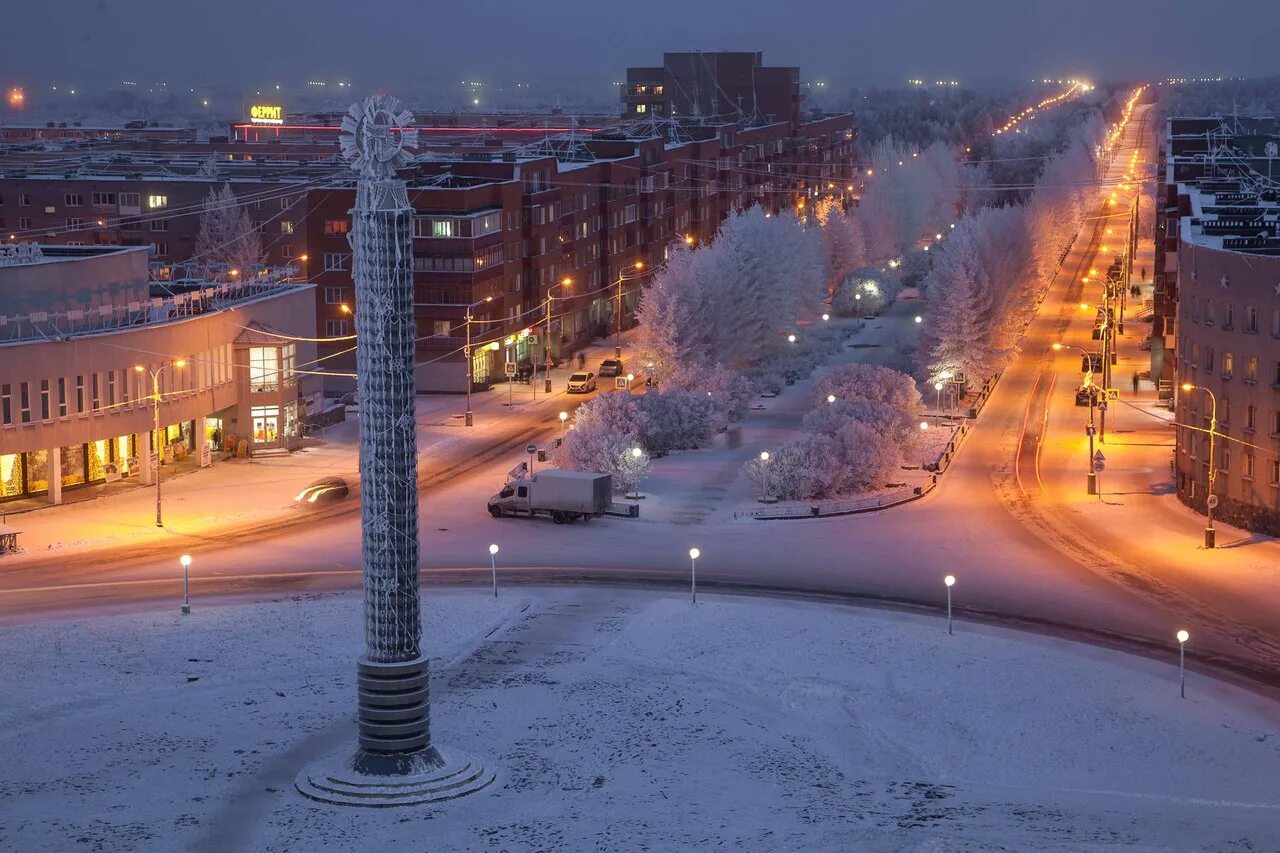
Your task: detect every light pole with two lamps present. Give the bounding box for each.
[463,296,494,427]
[1052,342,1099,495]
[543,277,572,394]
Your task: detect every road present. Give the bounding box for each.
[4,98,1279,698]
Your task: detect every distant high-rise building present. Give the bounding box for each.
[622,51,802,128]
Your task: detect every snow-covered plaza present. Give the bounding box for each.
[2,587,1278,851]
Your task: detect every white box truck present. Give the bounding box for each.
[487,470,612,523]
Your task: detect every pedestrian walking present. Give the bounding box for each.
[576,352,586,370]
[1140,265,1147,280]
[1132,371,1139,393]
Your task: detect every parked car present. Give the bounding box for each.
[598,358,624,377]
[567,371,597,393]
[294,476,349,506]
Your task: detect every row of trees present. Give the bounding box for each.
[635,206,827,387]
[742,364,925,501]
[920,120,1103,384]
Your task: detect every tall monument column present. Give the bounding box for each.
[296,95,494,807]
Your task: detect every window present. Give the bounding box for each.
[635,104,648,114]
[154,243,169,256]
[1245,357,1257,382]
[150,218,168,232]
[1245,306,1258,333]
[323,286,346,304]
[91,374,100,410]
[280,245,294,259]
[473,212,502,237]
[65,218,84,229]
[64,193,83,206]
[19,382,30,424]
[1,384,10,426]
[434,219,456,238]
[1244,454,1255,480]
[1222,352,1233,379]
[323,252,348,271]
[119,192,140,208]
[249,347,279,393]
[324,319,350,337]
[323,219,349,237]
[1271,459,1280,487]
[19,193,31,206]
[75,375,84,414]
[92,191,117,206]
[39,380,50,420]
[280,197,293,210]
[1223,303,1234,329]
[282,344,296,385]
[148,195,168,209]
[106,371,116,406]
[57,377,67,418]
[18,217,30,230]
[1246,404,1256,431]
[280,221,295,235]
[250,405,280,444]
[432,321,451,336]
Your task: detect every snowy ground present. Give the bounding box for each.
[3,586,1278,851]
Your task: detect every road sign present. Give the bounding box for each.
[1085,425,1096,436]
[1106,388,1119,401]
[1098,401,1108,412]
[525,443,537,456]
[951,371,967,385]
[505,363,517,379]
[1207,495,1219,509]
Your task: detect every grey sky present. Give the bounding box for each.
[2,0,1273,98]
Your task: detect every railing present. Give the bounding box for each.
[0,268,305,345]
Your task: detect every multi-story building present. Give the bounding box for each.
[0,244,317,506]
[2,64,855,396]
[1154,115,1280,534]
[622,51,802,127]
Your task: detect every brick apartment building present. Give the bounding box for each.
[1152,115,1280,534]
[1,57,855,395]
[622,51,802,126]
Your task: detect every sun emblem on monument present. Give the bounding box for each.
[339,95,418,178]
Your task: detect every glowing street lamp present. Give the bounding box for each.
[488,543,499,598]
[689,547,701,604]
[821,313,830,322]
[759,451,773,502]
[180,554,192,615]
[944,575,956,634]
[1052,342,1099,495]
[914,315,923,324]
[558,410,568,442]
[787,334,796,344]
[1180,383,1219,548]
[1176,629,1189,697]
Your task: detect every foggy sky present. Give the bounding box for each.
[2,0,1273,99]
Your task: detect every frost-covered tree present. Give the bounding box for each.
[744,432,841,500]
[832,421,901,492]
[803,398,924,458]
[814,198,866,295]
[613,447,650,497]
[193,183,263,272]
[811,364,924,415]
[637,389,717,452]
[559,392,646,485]
[921,224,990,384]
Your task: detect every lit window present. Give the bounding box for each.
[433,219,456,238]
[280,221,294,235]
[249,347,280,393]
[148,195,168,209]
[636,104,648,114]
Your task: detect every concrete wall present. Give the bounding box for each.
[0,246,149,316]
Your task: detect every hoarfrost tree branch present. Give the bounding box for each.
[193,183,264,273]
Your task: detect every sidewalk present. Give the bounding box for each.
[0,329,643,565]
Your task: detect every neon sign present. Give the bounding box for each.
[249,105,284,125]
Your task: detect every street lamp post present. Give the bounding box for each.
[628,447,644,500]
[616,262,644,359]
[1053,343,1098,495]
[558,410,568,443]
[689,547,700,604]
[180,554,192,615]
[934,382,944,420]
[134,359,186,528]
[488,543,499,598]
[1181,383,1218,548]
[463,296,493,427]
[1176,629,1189,698]
[944,575,955,634]
[759,451,771,502]
[544,278,571,394]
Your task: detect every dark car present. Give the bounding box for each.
[598,358,624,378]
[295,476,350,506]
